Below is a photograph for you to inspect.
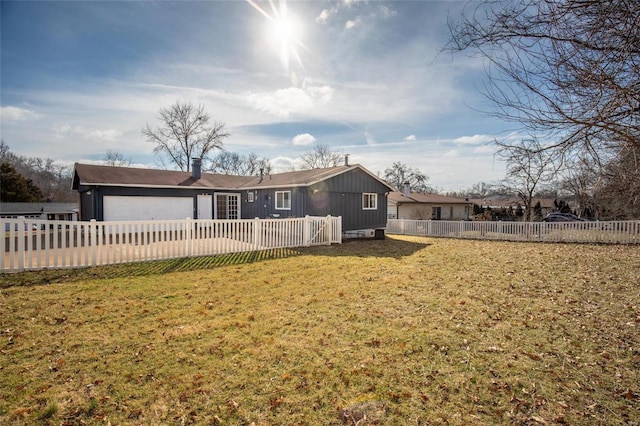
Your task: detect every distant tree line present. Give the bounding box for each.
[0,141,75,203]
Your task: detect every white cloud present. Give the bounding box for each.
[403,134,416,142]
[473,145,497,155]
[1,106,41,121]
[88,129,123,142]
[270,155,298,172]
[52,122,76,139]
[292,133,316,146]
[316,8,333,24]
[246,87,313,118]
[443,150,458,158]
[453,134,494,145]
[245,83,335,118]
[52,122,122,142]
[302,81,334,104]
[345,17,361,29]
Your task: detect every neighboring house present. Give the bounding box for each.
[71,160,394,233]
[388,186,472,220]
[0,202,78,221]
[469,197,556,219]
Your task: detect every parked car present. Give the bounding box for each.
[542,212,585,222]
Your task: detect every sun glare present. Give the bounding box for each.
[247,0,305,71]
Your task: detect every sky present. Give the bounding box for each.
[1,0,517,192]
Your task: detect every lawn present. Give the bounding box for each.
[1,236,639,425]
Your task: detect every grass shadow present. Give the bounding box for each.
[302,235,431,259]
[0,236,429,288]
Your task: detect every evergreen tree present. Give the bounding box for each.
[1,162,45,202]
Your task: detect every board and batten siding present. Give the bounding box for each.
[242,187,307,219]
[308,168,389,231]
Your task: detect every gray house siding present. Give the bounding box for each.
[237,169,389,230]
[318,168,388,194]
[307,169,389,231]
[314,192,387,231]
[241,188,306,219]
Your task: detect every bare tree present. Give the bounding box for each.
[209,151,272,175]
[0,141,75,201]
[560,156,601,218]
[447,0,640,162]
[594,145,640,219]
[466,181,496,198]
[103,150,132,167]
[383,162,431,193]
[498,139,560,221]
[0,140,10,160]
[299,144,344,169]
[142,101,229,171]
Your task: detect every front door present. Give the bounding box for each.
[215,193,240,219]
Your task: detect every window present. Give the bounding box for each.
[275,191,291,210]
[248,191,254,203]
[432,206,441,220]
[363,193,377,210]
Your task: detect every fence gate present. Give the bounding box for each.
[306,216,331,246]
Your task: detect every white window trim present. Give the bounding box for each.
[275,191,292,210]
[214,192,241,219]
[363,193,377,210]
[248,191,254,203]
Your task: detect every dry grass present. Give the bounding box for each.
[1,236,639,425]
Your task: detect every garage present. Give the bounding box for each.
[103,196,193,221]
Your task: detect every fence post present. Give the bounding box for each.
[304,215,311,246]
[326,215,332,245]
[185,217,192,256]
[253,217,261,250]
[90,219,97,267]
[17,216,25,272]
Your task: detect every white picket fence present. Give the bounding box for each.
[2,216,342,273]
[387,219,640,244]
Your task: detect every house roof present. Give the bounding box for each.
[72,163,394,192]
[0,202,78,215]
[388,191,471,205]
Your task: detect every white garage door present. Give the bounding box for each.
[103,196,193,221]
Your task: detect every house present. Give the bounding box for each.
[0,202,79,221]
[71,159,394,234]
[468,196,557,220]
[388,185,472,220]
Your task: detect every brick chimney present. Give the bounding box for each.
[192,158,202,180]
